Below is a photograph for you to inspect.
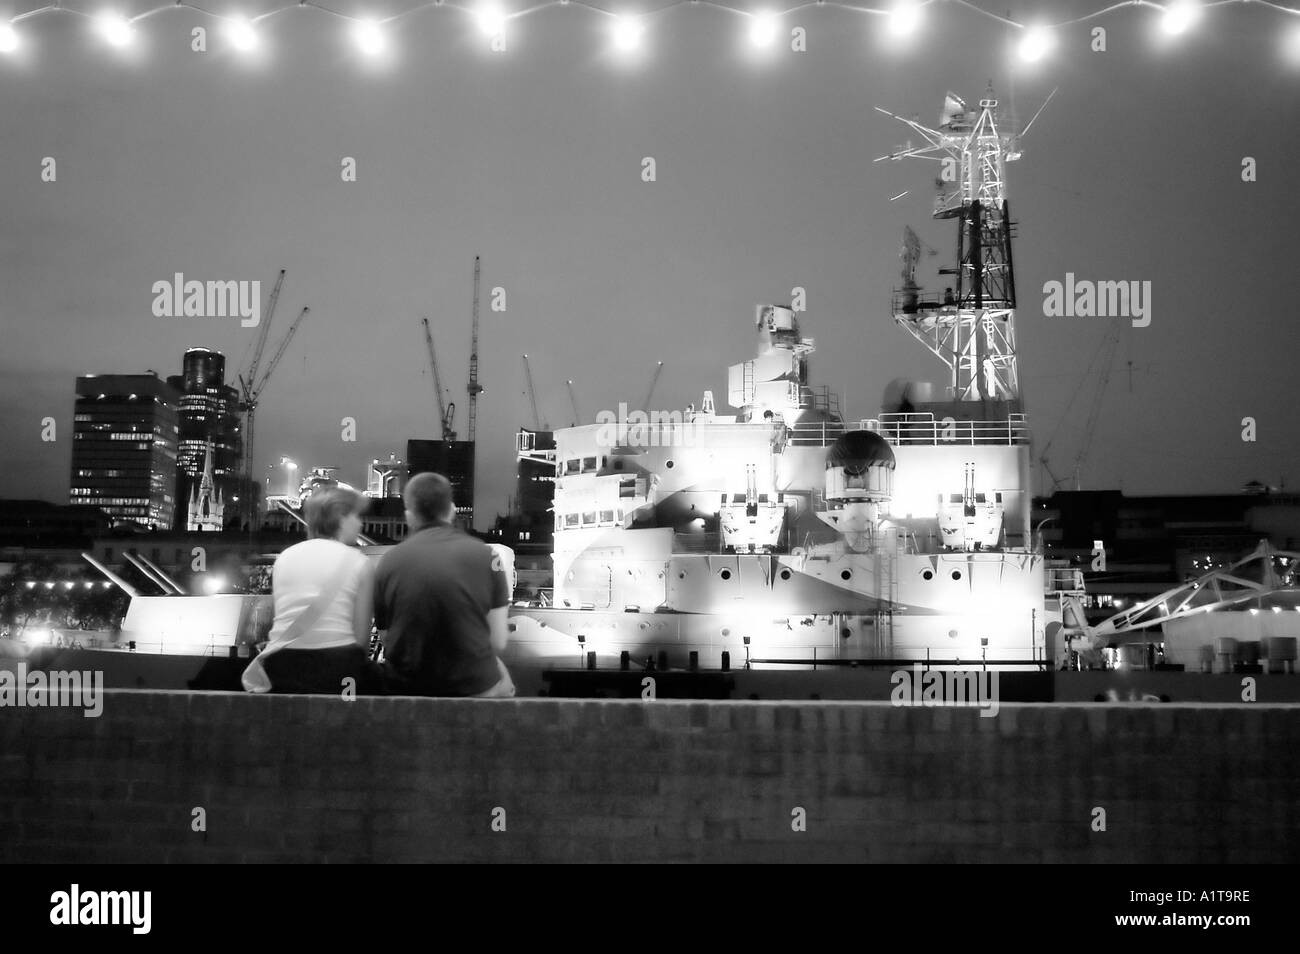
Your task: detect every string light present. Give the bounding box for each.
[886,0,921,37]
[352,18,386,55]
[1018,25,1054,63]
[612,14,644,52]
[223,15,258,52]
[1286,22,1300,66]
[473,1,507,37]
[1160,0,1202,36]
[749,9,779,47]
[0,0,1298,61]
[95,11,134,48]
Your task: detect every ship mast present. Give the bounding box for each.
[467,255,483,443]
[466,255,483,527]
[876,85,1037,405]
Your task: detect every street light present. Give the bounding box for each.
[1034,516,1057,553]
[280,457,298,498]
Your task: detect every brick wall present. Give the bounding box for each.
[1,692,1297,862]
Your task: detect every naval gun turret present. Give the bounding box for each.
[817,429,896,553]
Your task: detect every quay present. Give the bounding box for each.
[2,692,1296,863]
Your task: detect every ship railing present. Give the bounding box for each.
[748,654,1047,672]
[786,421,850,446]
[786,414,1028,447]
[892,289,960,317]
[864,413,1030,446]
[112,638,241,657]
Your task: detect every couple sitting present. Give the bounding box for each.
[244,472,514,698]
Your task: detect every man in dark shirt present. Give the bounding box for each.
[373,472,513,696]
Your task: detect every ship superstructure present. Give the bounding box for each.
[506,300,1055,669]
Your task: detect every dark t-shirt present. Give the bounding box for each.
[372,523,510,696]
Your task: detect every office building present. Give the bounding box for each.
[166,348,242,530]
[69,373,181,529]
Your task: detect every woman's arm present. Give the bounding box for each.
[351,558,376,648]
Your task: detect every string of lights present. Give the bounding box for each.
[1,0,1298,58]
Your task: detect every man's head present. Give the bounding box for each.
[404,472,455,532]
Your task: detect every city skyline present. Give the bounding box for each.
[73,349,421,525]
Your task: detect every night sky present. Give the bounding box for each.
[2,0,1298,527]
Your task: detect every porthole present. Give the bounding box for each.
[678,571,686,579]
[840,569,852,581]
[780,568,792,581]
[951,570,962,581]
[666,460,675,469]
[922,570,934,581]
[719,568,732,581]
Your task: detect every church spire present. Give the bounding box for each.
[187,441,225,532]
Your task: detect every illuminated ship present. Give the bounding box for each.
[501,88,1080,674]
[504,301,1070,672]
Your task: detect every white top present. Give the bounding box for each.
[265,539,370,651]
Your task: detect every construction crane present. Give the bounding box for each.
[566,379,581,427]
[421,318,457,441]
[238,305,309,532]
[1071,323,1122,489]
[521,354,545,430]
[236,268,286,528]
[466,256,484,444]
[1038,322,1122,492]
[257,307,309,393]
[642,361,664,411]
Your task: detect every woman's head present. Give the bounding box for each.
[303,487,368,545]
